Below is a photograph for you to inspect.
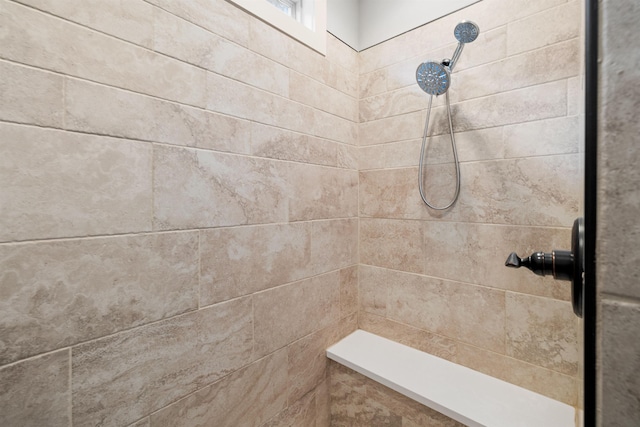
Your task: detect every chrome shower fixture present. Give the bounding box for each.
[450,20,479,71]
[416,61,450,96]
[416,20,480,210]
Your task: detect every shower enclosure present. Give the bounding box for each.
[355,0,589,424]
[0,0,606,425]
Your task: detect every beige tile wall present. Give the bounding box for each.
[0,0,587,424]
[0,1,358,426]
[597,0,640,423]
[358,0,582,408]
[329,360,465,426]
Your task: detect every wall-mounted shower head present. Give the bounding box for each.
[454,20,480,44]
[416,61,451,96]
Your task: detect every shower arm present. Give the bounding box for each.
[448,42,465,72]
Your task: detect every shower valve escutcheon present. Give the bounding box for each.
[505,218,585,318]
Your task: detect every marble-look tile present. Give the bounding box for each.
[430,126,506,164]
[359,68,387,99]
[468,0,568,36]
[254,272,341,358]
[316,380,331,427]
[0,60,63,127]
[456,343,578,406]
[598,0,640,419]
[251,123,337,167]
[327,34,358,75]
[432,80,569,134]
[506,293,579,376]
[360,85,428,123]
[359,140,422,170]
[248,18,328,90]
[0,232,198,365]
[336,143,358,170]
[503,116,580,158]
[15,0,155,48]
[1,1,206,107]
[507,1,580,56]
[359,218,425,274]
[340,266,358,318]
[312,108,359,145]
[153,8,288,96]
[290,71,358,122]
[205,72,318,140]
[195,112,253,153]
[359,111,426,146]
[310,219,358,275]
[0,350,69,427]
[199,223,312,305]
[287,323,340,404]
[286,314,356,408]
[0,122,152,242]
[359,312,458,362]
[150,350,288,427]
[451,25,508,73]
[329,360,368,393]
[289,164,358,221]
[331,362,462,427]
[453,154,581,227]
[153,145,289,230]
[65,79,252,153]
[365,378,465,427]
[360,266,505,355]
[423,221,572,300]
[600,300,640,425]
[326,60,359,99]
[597,0,640,302]
[372,267,506,352]
[359,4,474,72]
[145,0,251,46]
[72,297,254,427]
[384,45,451,95]
[329,377,403,426]
[567,76,583,117]
[261,391,316,427]
[359,168,426,220]
[448,39,580,104]
[385,26,508,94]
[357,0,566,75]
[129,418,151,427]
[358,265,390,317]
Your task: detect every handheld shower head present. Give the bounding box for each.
[454,20,480,44]
[416,61,450,96]
[449,20,480,71]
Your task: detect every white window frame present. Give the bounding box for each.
[229,0,327,55]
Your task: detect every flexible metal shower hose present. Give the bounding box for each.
[418,91,461,210]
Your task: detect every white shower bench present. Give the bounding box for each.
[327,330,576,427]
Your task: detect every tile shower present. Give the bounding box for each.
[357,0,582,408]
[0,0,581,426]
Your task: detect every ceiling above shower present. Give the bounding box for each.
[327,0,481,51]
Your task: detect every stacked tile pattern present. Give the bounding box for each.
[0,0,359,426]
[597,0,640,424]
[1,0,590,425]
[356,0,583,410]
[329,361,465,427]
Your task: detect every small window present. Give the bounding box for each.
[266,0,296,18]
[229,0,326,54]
